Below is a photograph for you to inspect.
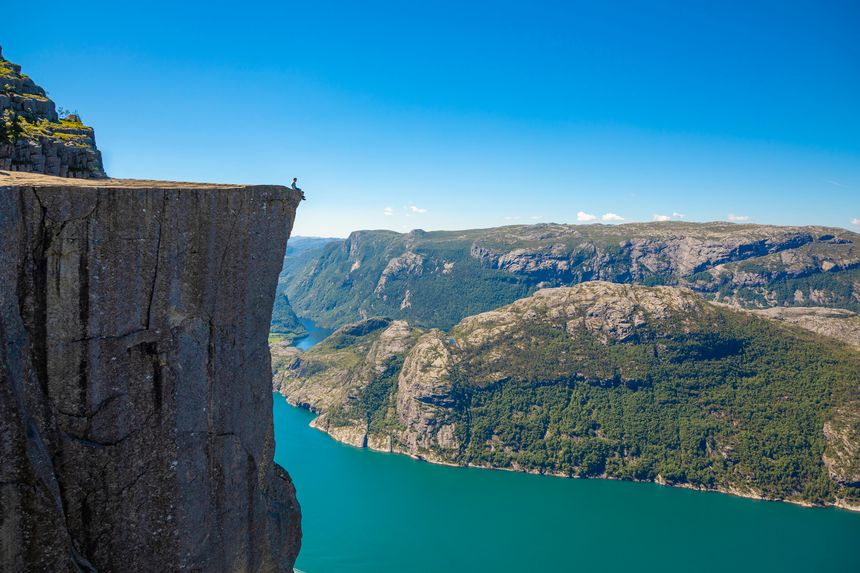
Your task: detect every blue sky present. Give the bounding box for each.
[4,0,859,236]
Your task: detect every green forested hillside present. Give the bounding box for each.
[271,236,341,338]
[275,283,860,508]
[270,292,306,340]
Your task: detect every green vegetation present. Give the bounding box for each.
[280,285,860,507]
[270,236,342,338]
[270,291,306,340]
[280,224,860,331]
[282,230,538,330]
[0,110,23,144]
[59,117,86,129]
[16,116,94,147]
[448,312,860,506]
[0,54,99,152]
[323,352,407,434]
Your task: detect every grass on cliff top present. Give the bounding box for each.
[59,118,87,129]
[269,333,300,344]
[0,62,14,78]
[18,117,94,147]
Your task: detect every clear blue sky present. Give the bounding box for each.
[5,0,859,236]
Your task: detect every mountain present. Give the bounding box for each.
[271,236,342,339]
[271,291,307,340]
[1,172,303,567]
[281,222,860,332]
[284,235,342,259]
[0,46,105,178]
[274,282,860,509]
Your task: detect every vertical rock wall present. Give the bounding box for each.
[0,173,302,571]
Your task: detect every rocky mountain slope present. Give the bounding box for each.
[281,222,860,330]
[1,171,303,571]
[749,306,860,348]
[275,282,860,509]
[271,291,307,341]
[270,237,340,340]
[0,46,105,178]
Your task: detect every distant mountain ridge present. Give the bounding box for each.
[280,221,860,330]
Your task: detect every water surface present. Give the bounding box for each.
[273,321,860,573]
[292,318,334,351]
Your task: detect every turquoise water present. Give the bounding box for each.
[292,318,335,351]
[273,322,860,573]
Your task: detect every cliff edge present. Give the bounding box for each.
[1,171,303,571]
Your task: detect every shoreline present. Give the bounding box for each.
[281,394,860,513]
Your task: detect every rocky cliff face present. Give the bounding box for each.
[275,282,860,509]
[1,171,302,571]
[0,46,106,178]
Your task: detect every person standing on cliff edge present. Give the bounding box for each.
[291,177,306,200]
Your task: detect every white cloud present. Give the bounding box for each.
[383,206,394,216]
[728,214,751,222]
[529,215,543,220]
[601,212,625,222]
[653,212,685,222]
[851,218,860,226]
[577,211,597,222]
[504,216,521,221]
[409,205,427,214]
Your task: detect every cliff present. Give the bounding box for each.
[1,171,303,571]
[275,282,860,509]
[0,46,106,178]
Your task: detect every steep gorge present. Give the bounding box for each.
[1,171,303,571]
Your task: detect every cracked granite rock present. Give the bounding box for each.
[0,171,302,572]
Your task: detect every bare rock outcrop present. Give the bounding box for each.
[395,331,460,456]
[0,46,106,178]
[751,306,860,348]
[1,171,302,571]
[374,252,425,296]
